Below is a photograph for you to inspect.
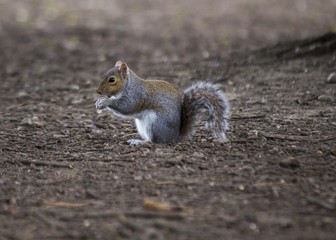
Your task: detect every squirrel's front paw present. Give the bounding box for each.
[95,97,110,110]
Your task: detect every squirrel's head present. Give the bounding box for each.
[96,61,128,97]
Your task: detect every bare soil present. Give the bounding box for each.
[1,1,336,239]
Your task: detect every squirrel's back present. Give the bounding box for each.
[143,80,181,104]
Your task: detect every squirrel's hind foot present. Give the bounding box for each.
[127,139,148,146]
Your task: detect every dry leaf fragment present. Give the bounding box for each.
[143,198,182,212]
[43,200,89,207]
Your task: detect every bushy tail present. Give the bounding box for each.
[180,82,230,140]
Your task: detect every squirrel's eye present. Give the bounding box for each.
[108,77,116,83]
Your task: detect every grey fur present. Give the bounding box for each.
[181,82,230,140]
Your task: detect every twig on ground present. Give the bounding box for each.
[306,197,335,210]
[230,137,259,143]
[231,115,266,120]
[121,133,139,139]
[297,210,336,217]
[118,153,142,159]
[8,159,73,169]
[143,198,183,212]
[32,211,66,228]
[258,131,335,142]
[58,211,185,221]
[43,200,89,207]
[87,159,128,167]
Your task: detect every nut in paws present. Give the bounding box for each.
[95,97,109,110]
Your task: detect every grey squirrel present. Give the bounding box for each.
[95,61,230,145]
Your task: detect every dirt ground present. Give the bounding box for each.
[1,0,336,239]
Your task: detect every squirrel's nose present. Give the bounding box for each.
[96,88,102,95]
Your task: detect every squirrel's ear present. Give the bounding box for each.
[116,61,128,79]
[115,61,123,67]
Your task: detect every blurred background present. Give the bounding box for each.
[0,0,335,51]
[1,0,335,96]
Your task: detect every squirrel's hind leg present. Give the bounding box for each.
[150,117,181,144]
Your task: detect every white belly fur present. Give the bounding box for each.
[135,111,157,141]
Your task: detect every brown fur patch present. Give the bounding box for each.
[96,70,125,97]
[144,80,180,98]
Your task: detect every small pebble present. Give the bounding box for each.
[134,175,143,181]
[21,115,44,127]
[192,152,205,158]
[277,218,293,228]
[83,220,90,227]
[17,91,28,97]
[269,147,279,154]
[327,73,336,83]
[279,157,301,169]
[53,134,68,138]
